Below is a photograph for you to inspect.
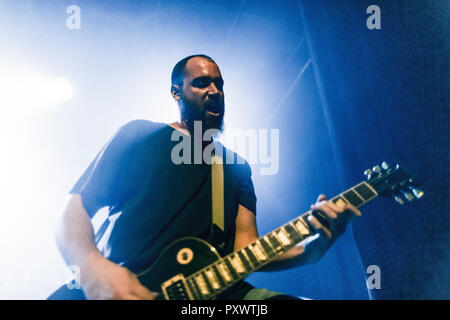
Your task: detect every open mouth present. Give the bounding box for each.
[205,103,222,116]
[206,110,220,116]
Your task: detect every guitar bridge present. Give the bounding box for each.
[161,274,194,300]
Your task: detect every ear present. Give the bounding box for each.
[171,84,181,101]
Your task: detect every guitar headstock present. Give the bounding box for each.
[364,162,424,205]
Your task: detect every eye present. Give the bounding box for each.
[214,79,224,91]
[192,78,210,88]
[191,77,224,91]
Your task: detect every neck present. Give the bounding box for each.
[168,120,190,135]
[183,180,378,300]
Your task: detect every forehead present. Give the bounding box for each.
[184,57,222,81]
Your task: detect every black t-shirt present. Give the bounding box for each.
[71,120,257,277]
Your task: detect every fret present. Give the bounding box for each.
[200,269,218,293]
[200,271,215,295]
[239,249,256,270]
[354,182,377,201]
[249,242,268,262]
[211,264,226,287]
[258,238,277,258]
[293,217,311,237]
[332,196,348,206]
[188,277,203,300]
[342,190,364,207]
[275,228,292,247]
[243,247,261,268]
[237,251,251,271]
[351,187,365,202]
[194,274,210,296]
[228,254,246,274]
[284,223,303,243]
[204,268,221,290]
[216,261,233,283]
[266,234,283,252]
[223,256,239,280]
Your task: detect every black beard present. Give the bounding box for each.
[180,101,225,136]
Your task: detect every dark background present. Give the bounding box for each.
[249,0,449,300]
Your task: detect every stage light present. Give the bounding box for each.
[0,70,74,113]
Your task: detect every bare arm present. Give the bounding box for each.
[55,194,103,269]
[55,194,158,300]
[233,204,304,272]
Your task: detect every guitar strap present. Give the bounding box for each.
[211,146,224,232]
[210,142,226,251]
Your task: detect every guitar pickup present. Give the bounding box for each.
[161,274,194,300]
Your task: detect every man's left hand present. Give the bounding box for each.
[259,194,362,271]
[300,194,362,263]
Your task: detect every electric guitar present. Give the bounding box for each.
[48,162,423,300]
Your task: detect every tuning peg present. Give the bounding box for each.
[364,169,372,179]
[409,186,424,199]
[381,162,390,170]
[401,190,415,202]
[372,165,382,173]
[394,195,405,205]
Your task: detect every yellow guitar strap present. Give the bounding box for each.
[211,144,224,232]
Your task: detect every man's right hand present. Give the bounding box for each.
[81,254,158,300]
[55,194,158,300]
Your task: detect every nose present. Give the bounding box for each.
[207,82,221,97]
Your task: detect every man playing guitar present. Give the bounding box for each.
[52,55,361,300]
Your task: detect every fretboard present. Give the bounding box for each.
[185,181,378,300]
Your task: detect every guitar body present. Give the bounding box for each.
[48,237,222,300]
[138,237,222,299]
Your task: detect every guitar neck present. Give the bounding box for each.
[185,181,378,300]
